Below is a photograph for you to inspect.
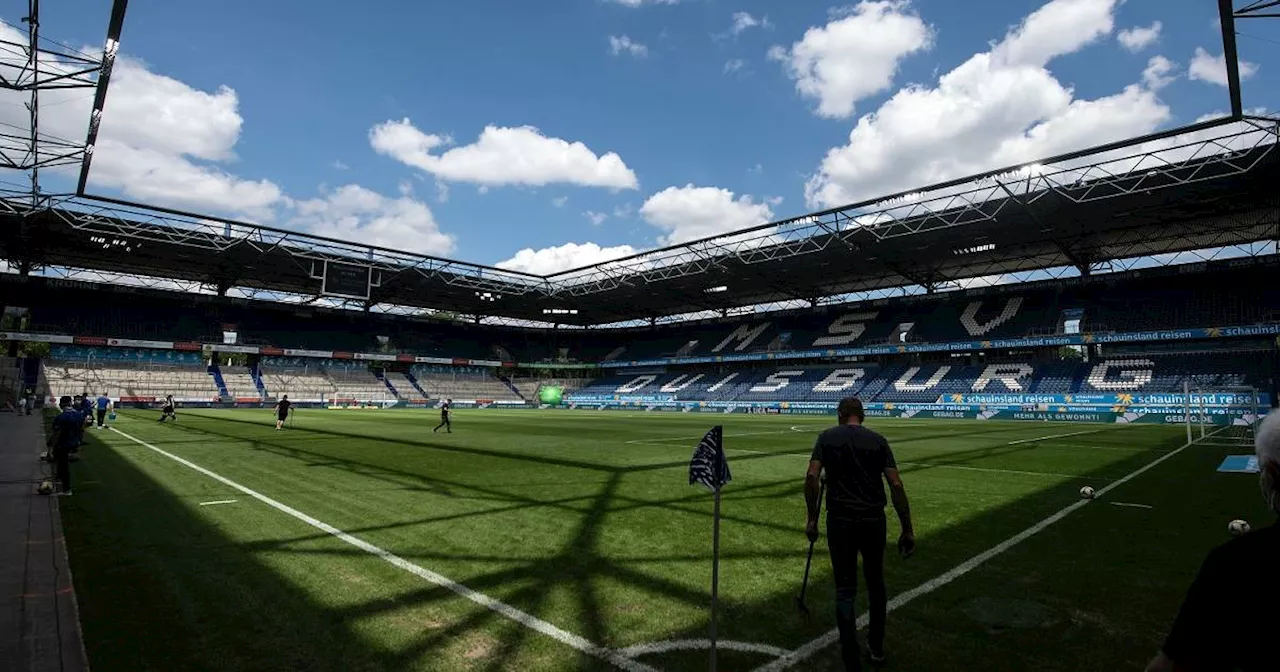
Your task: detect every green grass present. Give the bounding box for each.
[56,408,1268,671]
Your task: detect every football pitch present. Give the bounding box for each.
[58,408,1264,671]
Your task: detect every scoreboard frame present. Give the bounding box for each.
[313,260,379,301]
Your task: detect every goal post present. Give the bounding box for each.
[1186,383,1264,447]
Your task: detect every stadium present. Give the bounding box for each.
[2,1,1279,671]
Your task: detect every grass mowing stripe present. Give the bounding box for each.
[895,462,1090,480]
[1005,429,1106,445]
[107,427,657,672]
[753,423,1228,672]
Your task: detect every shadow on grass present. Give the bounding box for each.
[60,432,400,672]
[96,411,1198,671]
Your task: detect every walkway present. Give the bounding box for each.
[0,410,88,672]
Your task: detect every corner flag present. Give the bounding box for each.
[689,425,731,491]
[689,425,731,671]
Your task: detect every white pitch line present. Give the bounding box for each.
[618,639,791,659]
[1006,429,1105,445]
[1110,502,1153,509]
[108,428,656,672]
[896,462,1085,480]
[198,499,238,506]
[752,423,1230,672]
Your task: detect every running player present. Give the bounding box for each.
[158,395,177,422]
[275,395,292,430]
[95,392,113,428]
[433,398,452,433]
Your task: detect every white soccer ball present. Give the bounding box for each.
[1079,486,1096,500]
[1229,519,1251,537]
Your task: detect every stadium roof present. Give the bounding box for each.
[3,115,1278,326]
[0,0,1277,328]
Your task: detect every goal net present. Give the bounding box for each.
[1185,383,1264,447]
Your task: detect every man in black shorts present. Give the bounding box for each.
[433,398,452,433]
[158,395,177,422]
[275,395,292,431]
[806,397,915,670]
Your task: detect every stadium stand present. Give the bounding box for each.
[570,351,1273,404]
[259,358,336,400]
[383,371,426,400]
[7,260,1280,367]
[411,365,522,401]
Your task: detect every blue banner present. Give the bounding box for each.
[943,392,1270,407]
[600,323,1280,369]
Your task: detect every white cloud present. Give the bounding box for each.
[640,184,775,245]
[369,118,639,189]
[331,160,349,170]
[1188,47,1259,86]
[290,184,455,256]
[804,0,1176,209]
[435,181,450,203]
[86,143,285,220]
[1142,55,1176,90]
[724,59,746,75]
[552,196,568,207]
[584,210,608,226]
[990,0,1116,67]
[0,23,286,220]
[1117,21,1161,52]
[730,12,771,36]
[769,0,933,119]
[0,23,458,258]
[609,35,649,58]
[496,241,638,275]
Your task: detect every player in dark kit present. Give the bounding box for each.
[47,396,83,496]
[433,399,452,433]
[805,397,915,670]
[158,395,177,422]
[275,395,292,430]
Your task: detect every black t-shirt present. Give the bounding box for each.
[1162,521,1280,671]
[810,423,897,522]
[163,398,175,410]
[441,402,451,417]
[277,399,291,416]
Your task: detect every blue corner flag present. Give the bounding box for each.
[690,425,732,492]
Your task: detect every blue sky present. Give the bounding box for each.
[6,0,1276,275]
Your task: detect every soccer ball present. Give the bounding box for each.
[37,480,53,495]
[1229,519,1251,537]
[1079,486,1096,500]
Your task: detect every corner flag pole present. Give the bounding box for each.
[688,425,731,672]
[709,482,721,672]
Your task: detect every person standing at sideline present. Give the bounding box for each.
[46,396,82,496]
[433,398,453,433]
[805,397,915,670]
[1145,412,1280,672]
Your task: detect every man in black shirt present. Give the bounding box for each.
[159,395,177,422]
[806,397,915,670]
[433,399,452,433]
[1146,412,1280,672]
[275,395,292,431]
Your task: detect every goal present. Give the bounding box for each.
[1184,382,1265,448]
